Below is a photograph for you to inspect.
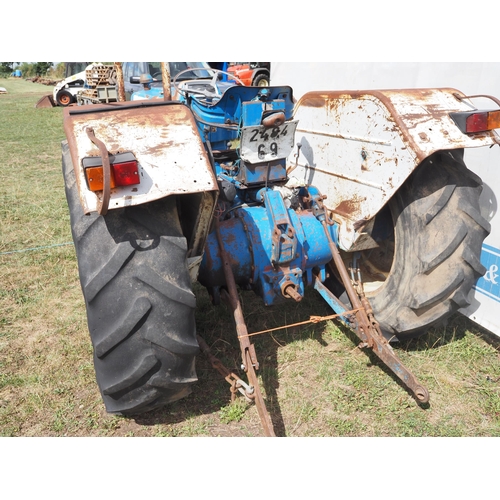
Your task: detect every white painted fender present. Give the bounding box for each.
[290,88,500,250]
[63,100,218,215]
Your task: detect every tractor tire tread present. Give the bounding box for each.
[62,140,198,415]
[366,150,490,339]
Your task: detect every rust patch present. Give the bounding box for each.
[333,198,363,219]
[325,97,345,115]
[299,96,327,108]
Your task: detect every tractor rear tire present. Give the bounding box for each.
[359,149,490,340]
[62,141,199,415]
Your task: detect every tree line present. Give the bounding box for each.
[0,62,65,79]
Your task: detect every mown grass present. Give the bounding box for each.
[1,76,500,437]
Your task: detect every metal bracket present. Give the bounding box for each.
[85,127,111,216]
[313,195,430,404]
[214,218,276,436]
[197,335,254,403]
[263,189,297,265]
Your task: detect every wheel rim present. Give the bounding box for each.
[59,94,71,106]
[258,79,269,87]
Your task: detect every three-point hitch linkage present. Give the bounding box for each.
[203,188,429,437]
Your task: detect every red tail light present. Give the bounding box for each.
[450,109,500,134]
[83,152,140,192]
[112,160,141,187]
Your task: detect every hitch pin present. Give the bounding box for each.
[287,143,302,175]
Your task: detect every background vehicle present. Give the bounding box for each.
[227,62,270,86]
[37,62,215,107]
[52,62,91,106]
[123,62,215,100]
[131,66,239,101]
[35,62,109,108]
[61,62,500,435]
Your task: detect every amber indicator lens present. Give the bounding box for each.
[82,152,140,192]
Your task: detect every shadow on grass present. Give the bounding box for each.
[126,286,496,434]
[393,312,500,353]
[128,285,332,434]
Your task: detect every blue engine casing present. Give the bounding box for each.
[175,82,336,305]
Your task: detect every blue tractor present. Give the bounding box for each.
[62,64,498,435]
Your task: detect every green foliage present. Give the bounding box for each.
[3,62,56,79]
[0,62,15,73]
[16,62,33,77]
[52,63,66,80]
[32,62,53,76]
[0,62,17,78]
[219,399,248,424]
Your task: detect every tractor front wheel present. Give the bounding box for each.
[62,141,199,415]
[356,150,490,340]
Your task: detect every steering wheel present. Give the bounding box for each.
[173,68,245,102]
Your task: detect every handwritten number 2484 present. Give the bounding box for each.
[250,125,287,158]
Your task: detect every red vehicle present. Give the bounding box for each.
[227,62,270,86]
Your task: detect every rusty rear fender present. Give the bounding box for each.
[63,100,218,214]
[63,99,219,269]
[290,88,500,250]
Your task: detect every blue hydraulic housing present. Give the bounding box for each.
[198,196,339,305]
[182,83,336,305]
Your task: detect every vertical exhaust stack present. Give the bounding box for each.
[114,62,126,102]
[161,62,171,101]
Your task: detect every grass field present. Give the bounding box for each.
[1,76,500,439]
